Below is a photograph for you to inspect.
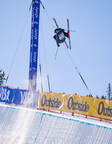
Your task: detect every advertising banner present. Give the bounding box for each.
[28,0,40,90]
[38,92,65,111]
[0,86,39,108]
[38,92,112,120]
[92,98,112,120]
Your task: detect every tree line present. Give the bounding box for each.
[0,69,111,100]
[0,69,6,86]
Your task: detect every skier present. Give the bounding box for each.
[53,28,69,47]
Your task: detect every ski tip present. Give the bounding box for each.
[53,18,56,22]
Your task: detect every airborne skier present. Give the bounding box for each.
[53,18,71,49]
[53,28,69,47]
[53,18,73,59]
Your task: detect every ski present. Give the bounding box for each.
[64,41,69,48]
[53,18,59,28]
[67,19,71,49]
[54,46,59,60]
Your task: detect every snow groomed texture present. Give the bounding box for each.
[0,104,112,144]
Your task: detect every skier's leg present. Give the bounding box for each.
[54,35,60,47]
[56,36,60,47]
[56,40,60,47]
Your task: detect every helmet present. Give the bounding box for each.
[54,28,60,33]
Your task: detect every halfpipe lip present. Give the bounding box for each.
[0,102,112,129]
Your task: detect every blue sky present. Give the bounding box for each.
[0,0,112,98]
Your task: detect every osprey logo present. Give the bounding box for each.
[33,51,37,63]
[35,7,39,18]
[34,28,38,40]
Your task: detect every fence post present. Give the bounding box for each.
[72,112,74,116]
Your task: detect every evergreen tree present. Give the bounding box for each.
[96,95,99,98]
[107,83,111,100]
[0,69,6,85]
[101,95,106,99]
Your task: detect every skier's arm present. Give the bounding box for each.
[53,35,56,40]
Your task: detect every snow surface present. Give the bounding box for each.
[0,103,112,144]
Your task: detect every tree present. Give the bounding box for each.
[0,69,6,85]
[101,95,106,99]
[107,83,111,100]
[96,95,99,98]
